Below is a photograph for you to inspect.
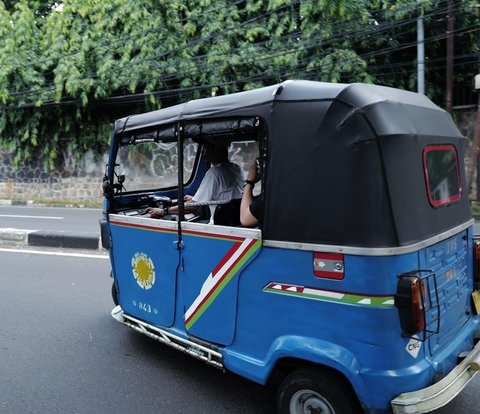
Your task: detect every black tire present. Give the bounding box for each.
[277,368,361,414]
[111,281,119,306]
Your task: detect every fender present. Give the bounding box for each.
[224,335,372,407]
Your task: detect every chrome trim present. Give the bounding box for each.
[110,215,473,256]
[108,214,262,240]
[263,220,473,256]
[111,306,224,370]
[391,340,480,413]
[109,213,178,231]
[181,221,262,240]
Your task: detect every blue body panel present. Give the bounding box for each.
[110,220,179,327]
[107,216,480,413]
[181,228,260,345]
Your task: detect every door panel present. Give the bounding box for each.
[109,214,179,327]
[181,222,262,345]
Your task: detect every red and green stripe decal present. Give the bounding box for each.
[184,238,261,330]
[264,283,395,308]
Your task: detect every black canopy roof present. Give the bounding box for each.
[114,81,348,136]
[113,80,471,248]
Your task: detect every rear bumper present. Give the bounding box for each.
[391,339,480,413]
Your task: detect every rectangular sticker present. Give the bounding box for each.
[313,252,344,280]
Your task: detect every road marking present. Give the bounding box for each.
[0,247,108,259]
[0,214,64,220]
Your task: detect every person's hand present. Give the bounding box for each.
[146,207,165,219]
[184,195,193,202]
[247,161,260,183]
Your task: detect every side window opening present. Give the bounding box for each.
[229,140,261,196]
[423,144,461,207]
[110,117,266,227]
[115,138,199,193]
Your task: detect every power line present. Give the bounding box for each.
[6,0,302,100]
[2,0,478,108]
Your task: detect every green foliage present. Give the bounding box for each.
[0,0,478,169]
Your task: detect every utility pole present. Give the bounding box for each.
[417,1,425,94]
[445,0,455,113]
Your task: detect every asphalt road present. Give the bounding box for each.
[0,205,102,234]
[0,249,274,414]
[0,245,479,413]
[1,205,478,238]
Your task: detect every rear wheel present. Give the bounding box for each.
[277,368,360,414]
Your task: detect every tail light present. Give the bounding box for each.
[474,239,480,289]
[395,275,426,336]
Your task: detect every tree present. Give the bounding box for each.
[0,0,479,169]
[0,1,47,166]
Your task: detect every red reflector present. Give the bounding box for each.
[411,278,426,333]
[313,253,344,280]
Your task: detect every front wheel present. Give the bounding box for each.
[111,280,119,306]
[277,368,361,414]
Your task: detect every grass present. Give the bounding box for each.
[6,198,102,209]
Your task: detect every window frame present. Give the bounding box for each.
[422,144,461,208]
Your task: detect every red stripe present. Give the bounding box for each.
[314,252,343,261]
[211,242,242,276]
[314,270,344,280]
[110,221,245,241]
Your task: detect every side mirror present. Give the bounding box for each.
[102,179,114,198]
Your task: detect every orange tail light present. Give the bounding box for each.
[395,275,426,336]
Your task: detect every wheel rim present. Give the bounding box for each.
[289,389,335,414]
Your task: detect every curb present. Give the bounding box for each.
[0,200,35,206]
[0,228,102,250]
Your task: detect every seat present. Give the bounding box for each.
[213,199,241,226]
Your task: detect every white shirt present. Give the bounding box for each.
[193,162,244,203]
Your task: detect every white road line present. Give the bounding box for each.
[0,247,109,259]
[0,214,64,220]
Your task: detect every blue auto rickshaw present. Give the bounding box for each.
[101,80,480,413]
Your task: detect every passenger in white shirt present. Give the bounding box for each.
[147,142,244,219]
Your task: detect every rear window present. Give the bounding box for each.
[423,144,461,207]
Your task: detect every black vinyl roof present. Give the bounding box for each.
[114,80,446,137]
[113,80,471,248]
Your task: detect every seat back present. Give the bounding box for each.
[213,199,241,226]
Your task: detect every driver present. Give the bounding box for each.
[146,142,244,219]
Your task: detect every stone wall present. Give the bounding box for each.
[0,107,477,205]
[0,149,108,206]
[0,141,258,205]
